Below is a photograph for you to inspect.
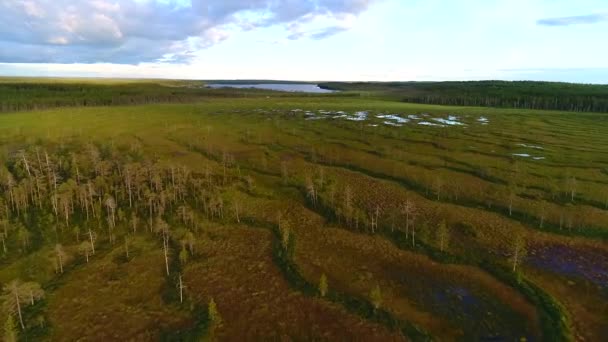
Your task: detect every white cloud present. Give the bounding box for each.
[537,13,608,26]
[0,0,378,64]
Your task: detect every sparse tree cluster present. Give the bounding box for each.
[0,140,252,323]
[1,280,44,330]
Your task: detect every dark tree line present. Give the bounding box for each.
[0,81,334,113]
[319,81,608,113]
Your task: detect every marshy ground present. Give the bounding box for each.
[0,81,607,341]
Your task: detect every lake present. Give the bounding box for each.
[206,83,334,93]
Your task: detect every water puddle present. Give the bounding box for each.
[377,114,410,124]
[512,153,545,160]
[383,121,403,127]
[529,244,608,294]
[419,121,446,127]
[346,111,368,121]
[432,115,465,126]
[517,143,544,150]
[478,117,489,125]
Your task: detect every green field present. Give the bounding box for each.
[0,80,607,341]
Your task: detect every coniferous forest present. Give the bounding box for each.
[319,81,608,113]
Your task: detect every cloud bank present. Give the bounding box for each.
[537,13,608,26]
[0,0,376,64]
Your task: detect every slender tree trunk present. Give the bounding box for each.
[163,237,170,276]
[89,229,95,255]
[412,227,415,247]
[179,274,184,303]
[15,292,24,330]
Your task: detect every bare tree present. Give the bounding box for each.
[511,233,527,272]
[369,205,381,234]
[178,274,186,303]
[400,199,417,241]
[233,199,241,223]
[124,236,130,260]
[155,218,171,276]
[104,196,116,228]
[305,174,317,207]
[88,226,96,255]
[54,244,67,274]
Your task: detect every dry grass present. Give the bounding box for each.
[183,223,404,341]
[45,237,191,341]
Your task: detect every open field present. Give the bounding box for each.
[0,84,607,341]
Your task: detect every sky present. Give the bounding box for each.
[0,0,607,83]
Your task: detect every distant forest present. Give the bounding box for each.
[3,79,608,113]
[319,81,608,113]
[0,80,320,113]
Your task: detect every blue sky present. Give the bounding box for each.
[0,0,607,83]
